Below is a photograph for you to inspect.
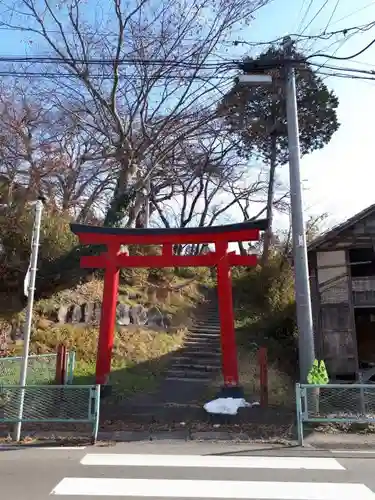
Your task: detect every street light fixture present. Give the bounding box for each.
[236,74,272,85]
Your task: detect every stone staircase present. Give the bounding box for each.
[166,298,222,383]
[114,293,223,410]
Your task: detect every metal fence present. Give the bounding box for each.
[296,383,375,446]
[0,351,76,385]
[0,384,100,442]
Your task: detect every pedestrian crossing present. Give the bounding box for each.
[50,452,375,499]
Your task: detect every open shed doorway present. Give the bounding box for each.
[354,307,375,370]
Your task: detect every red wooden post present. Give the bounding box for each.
[216,242,239,388]
[96,263,119,385]
[258,346,268,407]
[61,345,67,384]
[55,344,66,384]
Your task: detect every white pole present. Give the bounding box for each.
[13,199,43,441]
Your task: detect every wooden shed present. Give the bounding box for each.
[308,203,375,379]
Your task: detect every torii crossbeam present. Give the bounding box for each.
[70,219,267,395]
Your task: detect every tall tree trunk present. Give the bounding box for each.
[261,134,277,266]
[238,241,247,255]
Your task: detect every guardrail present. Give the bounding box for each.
[0,350,76,385]
[296,383,375,446]
[0,384,100,442]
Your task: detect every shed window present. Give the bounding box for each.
[349,248,375,277]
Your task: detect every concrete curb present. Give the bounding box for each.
[2,429,375,450]
[0,429,295,446]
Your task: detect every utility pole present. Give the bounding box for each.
[14,199,43,442]
[283,36,315,382]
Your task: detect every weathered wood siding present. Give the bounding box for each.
[316,250,357,375]
[308,254,322,358]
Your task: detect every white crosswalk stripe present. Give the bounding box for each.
[50,453,375,499]
[79,454,345,470]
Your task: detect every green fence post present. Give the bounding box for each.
[67,351,76,385]
[295,383,304,446]
[91,385,100,444]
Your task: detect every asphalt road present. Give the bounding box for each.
[2,441,375,499]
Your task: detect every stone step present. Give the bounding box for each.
[166,369,214,380]
[165,376,212,383]
[186,335,220,342]
[171,362,221,372]
[184,340,221,347]
[187,332,220,338]
[185,336,220,349]
[173,356,222,366]
[189,325,220,332]
[182,350,222,358]
[198,309,219,312]
[190,324,220,328]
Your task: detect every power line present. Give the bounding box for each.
[0,55,231,68]
[299,0,330,37]
[328,1,375,27]
[308,36,375,60]
[0,70,234,81]
[297,0,315,33]
[307,25,366,81]
[233,20,375,48]
[310,61,375,74]
[323,0,341,32]
[317,70,375,81]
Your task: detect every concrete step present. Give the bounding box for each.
[171,362,221,372]
[165,376,212,383]
[190,326,220,332]
[186,336,220,342]
[166,369,214,381]
[173,356,222,366]
[181,350,222,358]
[187,332,220,338]
[195,308,218,312]
[183,340,221,348]
[196,324,218,328]
[185,335,220,348]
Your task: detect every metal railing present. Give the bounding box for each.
[0,351,76,385]
[0,384,100,442]
[296,383,375,446]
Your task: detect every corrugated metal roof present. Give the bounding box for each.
[308,203,375,251]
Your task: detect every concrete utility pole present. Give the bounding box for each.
[283,36,315,382]
[14,199,43,442]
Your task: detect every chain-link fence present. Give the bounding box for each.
[0,384,100,442]
[0,351,76,385]
[296,383,375,445]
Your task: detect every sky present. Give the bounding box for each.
[0,0,374,235]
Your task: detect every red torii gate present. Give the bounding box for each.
[70,220,267,395]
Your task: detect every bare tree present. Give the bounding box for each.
[0,88,114,220]
[150,124,268,253]
[0,0,271,226]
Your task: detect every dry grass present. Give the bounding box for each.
[236,350,294,407]
[29,324,186,395]
[209,349,294,408]
[0,273,203,394]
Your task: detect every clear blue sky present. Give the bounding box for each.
[0,0,374,231]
